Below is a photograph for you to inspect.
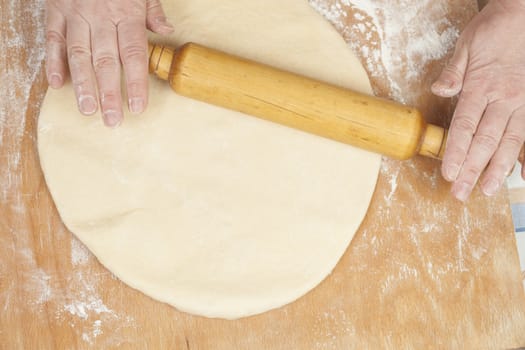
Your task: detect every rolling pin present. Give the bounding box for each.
[148,42,447,160]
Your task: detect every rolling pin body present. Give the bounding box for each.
[148,43,446,160]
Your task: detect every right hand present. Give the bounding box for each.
[45,0,174,127]
[432,0,525,200]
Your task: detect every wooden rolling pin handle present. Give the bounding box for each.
[420,124,448,160]
[148,42,447,160]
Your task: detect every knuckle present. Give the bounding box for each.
[451,116,478,136]
[502,132,524,148]
[68,44,91,59]
[93,55,120,72]
[68,45,91,66]
[46,30,65,45]
[120,44,147,64]
[474,133,500,152]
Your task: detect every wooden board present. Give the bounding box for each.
[1,0,525,348]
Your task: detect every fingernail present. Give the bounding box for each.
[79,95,97,115]
[104,110,121,127]
[482,179,500,196]
[445,164,460,181]
[129,98,144,114]
[48,73,63,89]
[453,182,471,202]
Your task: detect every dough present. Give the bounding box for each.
[38,0,381,319]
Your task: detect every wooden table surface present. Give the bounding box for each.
[2,0,525,349]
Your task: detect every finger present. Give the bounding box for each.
[66,16,98,116]
[452,101,512,200]
[117,19,148,114]
[519,145,525,180]
[91,21,122,127]
[481,106,525,195]
[441,88,488,183]
[521,146,525,180]
[145,0,174,34]
[46,3,67,88]
[431,39,468,97]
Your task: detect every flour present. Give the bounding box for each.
[0,0,45,147]
[0,0,45,205]
[82,320,103,344]
[66,242,114,324]
[71,237,91,266]
[28,268,53,305]
[309,0,460,104]
[382,159,400,205]
[0,0,54,316]
[3,0,518,346]
[64,295,113,320]
[309,1,349,29]
[65,297,116,345]
[0,0,136,345]
[313,306,356,349]
[56,268,137,347]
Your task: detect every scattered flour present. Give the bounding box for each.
[66,236,118,344]
[0,0,46,202]
[308,2,496,308]
[2,0,514,347]
[1,0,136,346]
[57,267,136,346]
[71,237,91,266]
[64,294,113,320]
[82,320,103,344]
[382,160,400,206]
[309,0,460,103]
[28,268,53,305]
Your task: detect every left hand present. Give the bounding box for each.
[45,0,174,127]
[432,0,525,201]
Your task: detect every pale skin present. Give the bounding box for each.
[45,0,174,127]
[46,0,525,201]
[432,0,525,201]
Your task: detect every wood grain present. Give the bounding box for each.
[1,0,525,349]
[149,42,445,160]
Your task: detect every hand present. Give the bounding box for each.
[432,0,525,201]
[45,0,174,127]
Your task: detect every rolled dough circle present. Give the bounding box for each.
[38,0,381,319]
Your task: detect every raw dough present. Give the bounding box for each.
[38,0,381,319]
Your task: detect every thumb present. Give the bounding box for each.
[431,40,468,97]
[146,0,174,35]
